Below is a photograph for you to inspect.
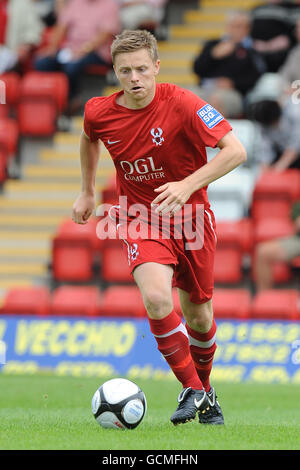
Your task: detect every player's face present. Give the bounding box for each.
[113,48,160,108]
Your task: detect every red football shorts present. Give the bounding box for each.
[118,208,217,304]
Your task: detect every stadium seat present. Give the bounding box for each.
[252,217,295,284]
[0,149,7,182]
[52,218,101,282]
[214,247,243,283]
[18,71,68,136]
[251,169,300,221]
[0,104,8,118]
[291,256,300,268]
[1,286,51,316]
[51,285,102,317]
[213,288,251,319]
[254,217,295,244]
[216,218,253,254]
[101,243,133,283]
[0,118,19,159]
[98,286,146,317]
[20,71,68,112]
[251,290,300,320]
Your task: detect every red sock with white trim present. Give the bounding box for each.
[186,319,217,393]
[149,310,203,390]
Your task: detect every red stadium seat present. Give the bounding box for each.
[291,256,300,268]
[252,218,294,284]
[252,169,300,201]
[18,100,57,136]
[20,71,68,112]
[99,285,146,317]
[52,218,101,282]
[1,286,51,315]
[214,248,243,283]
[213,289,251,319]
[0,149,7,182]
[101,243,133,283]
[0,118,19,157]
[251,289,300,320]
[51,285,102,317]
[251,169,300,221]
[18,71,68,136]
[216,218,254,254]
[0,104,9,118]
[254,217,295,244]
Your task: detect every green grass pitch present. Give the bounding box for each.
[0,374,300,450]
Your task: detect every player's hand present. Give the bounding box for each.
[72,191,95,224]
[151,181,193,216]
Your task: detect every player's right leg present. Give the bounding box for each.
[133,261,209,424]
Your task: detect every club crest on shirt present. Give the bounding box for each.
[197,104,224,129]
[151,127,164,146]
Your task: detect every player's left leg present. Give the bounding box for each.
[178,289,224,425]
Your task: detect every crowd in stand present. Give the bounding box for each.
[0,0,168,112]
[192,1,300,291]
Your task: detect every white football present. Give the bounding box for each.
[91,378,147,430]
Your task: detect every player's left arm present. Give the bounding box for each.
[152,130,247,215]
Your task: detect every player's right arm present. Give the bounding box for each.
[72,130,100,224]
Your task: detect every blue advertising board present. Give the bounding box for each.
[0,316,300,383]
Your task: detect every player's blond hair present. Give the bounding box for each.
[111,30,159,64]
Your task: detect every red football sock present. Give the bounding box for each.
[149,309,203,390]
[186,319,217,393]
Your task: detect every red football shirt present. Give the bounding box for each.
[84,83,232,220]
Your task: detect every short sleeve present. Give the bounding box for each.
[83,98,99,142]
[180,89,232,148]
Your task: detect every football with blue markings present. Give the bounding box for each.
[91,378,147,430]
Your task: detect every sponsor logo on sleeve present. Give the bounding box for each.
[197,104,224,129]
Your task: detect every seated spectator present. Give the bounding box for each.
[193,10,266,97]
[250,0,300,73]
[0,0,44,73]
[279,16,300,90]
[203,88,244,119]
[248,99,300,170]
[118,0,168,37]
[255,200,300,291]
[34,0,120,113]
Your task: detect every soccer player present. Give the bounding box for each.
[72,30,247,425]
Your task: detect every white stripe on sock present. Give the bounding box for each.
[154,322,188,339]
[188,333,216,349]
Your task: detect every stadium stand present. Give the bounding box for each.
[0,0,299,323]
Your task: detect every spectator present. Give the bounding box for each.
[250,0,300,73]
[248,99,300,170]
[255,200,300,291]
[0,0,43,73]
[279,16,300,90]
[34,0,120,113]
[118,0,167,37]
[203,88,244,119]
[193,10,266,97]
